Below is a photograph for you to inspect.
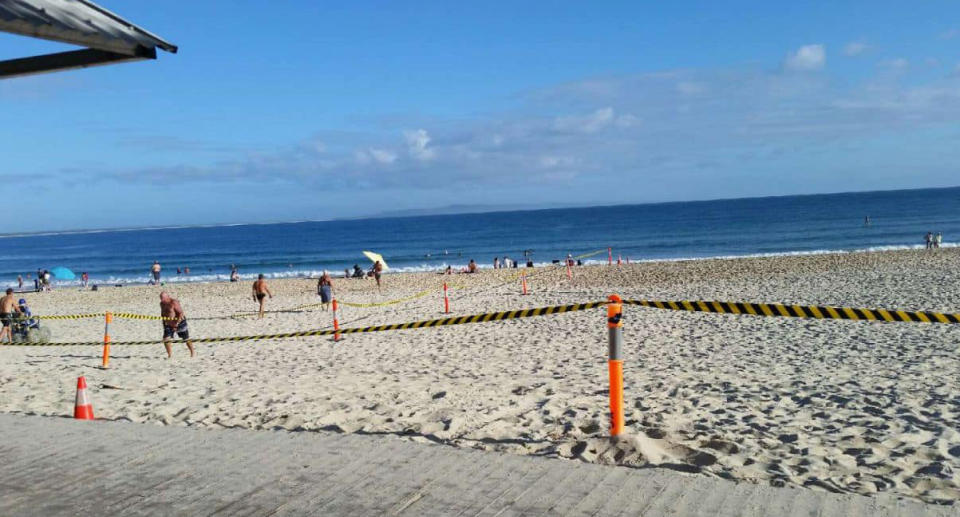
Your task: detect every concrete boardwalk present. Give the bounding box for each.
[0,415,956,517]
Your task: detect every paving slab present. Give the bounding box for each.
[0,414,956,516]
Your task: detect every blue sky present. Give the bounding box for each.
[2,1,959,232]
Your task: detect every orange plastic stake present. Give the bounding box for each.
[521,272,528,295]
[567,262,573,280]
[102,311,112,368]
[332,299,341,342]
[607,294,624,437]
[443,283,450,314]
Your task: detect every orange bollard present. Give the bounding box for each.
[521,272,528,295]
[443,283,450,314]
[332,299,341,342]
[102,311,112,368]
[567,262,572,280]
[608,247,613,266]
[607,294,624,437]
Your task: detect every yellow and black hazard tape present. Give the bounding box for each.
[113,312,171,321]
[4,301,607,346]
[31,313,104,320]
[625,299,960,324]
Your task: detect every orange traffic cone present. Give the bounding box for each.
[74,376,94,420]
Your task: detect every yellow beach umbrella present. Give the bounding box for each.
[362,251,389,271]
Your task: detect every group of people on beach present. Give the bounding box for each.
[924,232,943,249]
[0,289,39,343]
[342,261,383,290]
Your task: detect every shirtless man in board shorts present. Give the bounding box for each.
[252,274,273,319]
[160,292,194,358]
[0,288,21,342]
[372,261,383,292]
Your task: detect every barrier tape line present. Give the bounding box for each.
[624,299,960,324]
[7,297,960,347]
[31,313,103,320]
[4,301,608,346]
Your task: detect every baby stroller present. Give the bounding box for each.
[11,300,52,343]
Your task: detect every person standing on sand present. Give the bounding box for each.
[151,261,162,284]
[935,232,942,249]
[493,257,499,269]
[0,288,22,342]
[17,275,22,290]
[925,232,933,250]
[252,274,273,319]
[372,260,383,292]
[317,270,334,310]
[159,292,194,358]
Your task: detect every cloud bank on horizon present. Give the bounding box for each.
[102,45,960,192]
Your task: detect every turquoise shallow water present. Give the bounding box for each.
[2,186,958,287]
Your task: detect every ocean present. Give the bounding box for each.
[3,187,958,288]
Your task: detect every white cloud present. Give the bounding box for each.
[843,41,869,57]
[553,107,615,133]
[356,148,397,165]
[881,58,910,71]
[538,155,575,169]
[403,129,435,160]
[676,81,706,95]
[550,107,641,134]
[783,44,826,71]
[615,114,641,128]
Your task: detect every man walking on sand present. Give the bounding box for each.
[159,292,194,358]
[0,288,22,342]
[372,260,383,292]
[151,261,162,284]
[252,274,273,318]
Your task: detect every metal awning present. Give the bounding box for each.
[0,0,176,78]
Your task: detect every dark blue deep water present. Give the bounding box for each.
[2,187,958,287]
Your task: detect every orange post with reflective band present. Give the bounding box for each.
[607,294,624,437]
[332,299,341,341]
[102,311,112,368]
[521,272,528,295]
[443,283,450,314]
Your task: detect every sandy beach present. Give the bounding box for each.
[2,248,959,505]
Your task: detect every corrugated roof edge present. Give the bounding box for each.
[74,0,177,53]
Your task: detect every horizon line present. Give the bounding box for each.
[4,184,957,238]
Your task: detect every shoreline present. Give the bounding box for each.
[10,242,957,292]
